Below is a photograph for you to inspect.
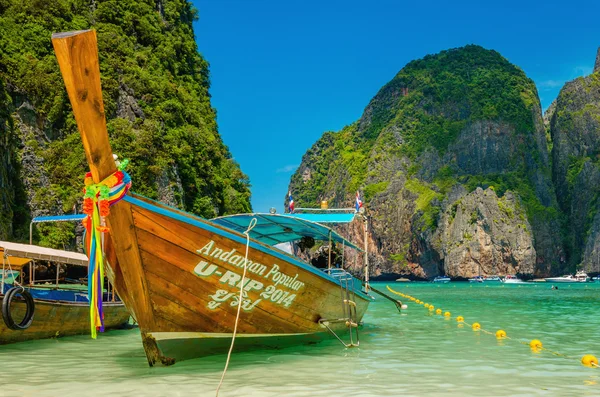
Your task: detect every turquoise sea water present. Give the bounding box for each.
[1,282,599,396]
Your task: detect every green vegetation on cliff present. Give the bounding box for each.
[362,45,537,156]
[289,45,564,276]
[291,46,551,218]
[0,0,251,246]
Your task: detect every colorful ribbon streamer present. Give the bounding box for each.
[82,160,131,338]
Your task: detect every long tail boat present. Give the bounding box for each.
[0,241,130,344]
[51,30,373,366]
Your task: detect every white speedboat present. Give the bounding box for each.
[545,270,589,283]
[468,276,484,283]
[502,274,526,284]
[433,276,451,284]
[483,275,502,283]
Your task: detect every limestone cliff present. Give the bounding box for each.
[550,48,600,273]
[289,46,565,279]
[0,0,251,246]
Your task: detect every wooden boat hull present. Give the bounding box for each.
[0,297,130,344]
[105,195,371,365]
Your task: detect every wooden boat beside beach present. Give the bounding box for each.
[51,29,373,366]
[0,241,130,344]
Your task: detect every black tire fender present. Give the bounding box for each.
[2,286,35,330]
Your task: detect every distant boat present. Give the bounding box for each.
[433,276,451,284]
[468,276,484,283]
[502,275,526,284]
[545,270,589,283]
[483,275,502,282]
[593,276,600,283]
[0,241,130,344]
[396,278,411,282]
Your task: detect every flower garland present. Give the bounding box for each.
[82,159,131,338]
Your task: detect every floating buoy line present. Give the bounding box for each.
[385,285,599,369]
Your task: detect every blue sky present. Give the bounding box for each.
[192,0,599,213]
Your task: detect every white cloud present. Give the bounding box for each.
[276,164,298,173]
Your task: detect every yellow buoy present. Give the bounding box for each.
[444,311,451,317]
[472,322,481,330]
[495,330,507,339]
[429,306,434,311]
[582,355,598,367]
[456,316,464,322]
[530,339,543,349]
[436,308,442,315]
[424,304,429,308]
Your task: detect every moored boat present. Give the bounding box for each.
[51,29,374,366]
[432,276,451,284]
[0,241,130,344]
[483,275,502,282]
[468,276,484,283]
[502,274,526,284]
[545,270,589,283]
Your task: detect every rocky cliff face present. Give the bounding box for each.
[550,48,600,272]
[0,0,251,246]
[289,46,565,279]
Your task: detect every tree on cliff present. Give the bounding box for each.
[0,0,251,246]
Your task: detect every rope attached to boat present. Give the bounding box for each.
[215,217,257,397]
[82,160,131,338]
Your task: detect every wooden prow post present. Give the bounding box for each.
[51,30,157,338]
[51,30,116,182]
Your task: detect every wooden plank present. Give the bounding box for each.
[135,227,342,331]
[143,256,306,333]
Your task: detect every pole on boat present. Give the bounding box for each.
[55,263,60,288]
[328,230,332,270]
[362,208,369,293]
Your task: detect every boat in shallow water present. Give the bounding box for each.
[432,276,451,284]
[545,270,590,283]
[0,241,130,344]
[51,30,374,366]
[483,275,502,282]
[468,276,484,283]
[502,275,527,284]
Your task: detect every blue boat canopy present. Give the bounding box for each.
[211,213,362,251]
[32,214,86,223]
